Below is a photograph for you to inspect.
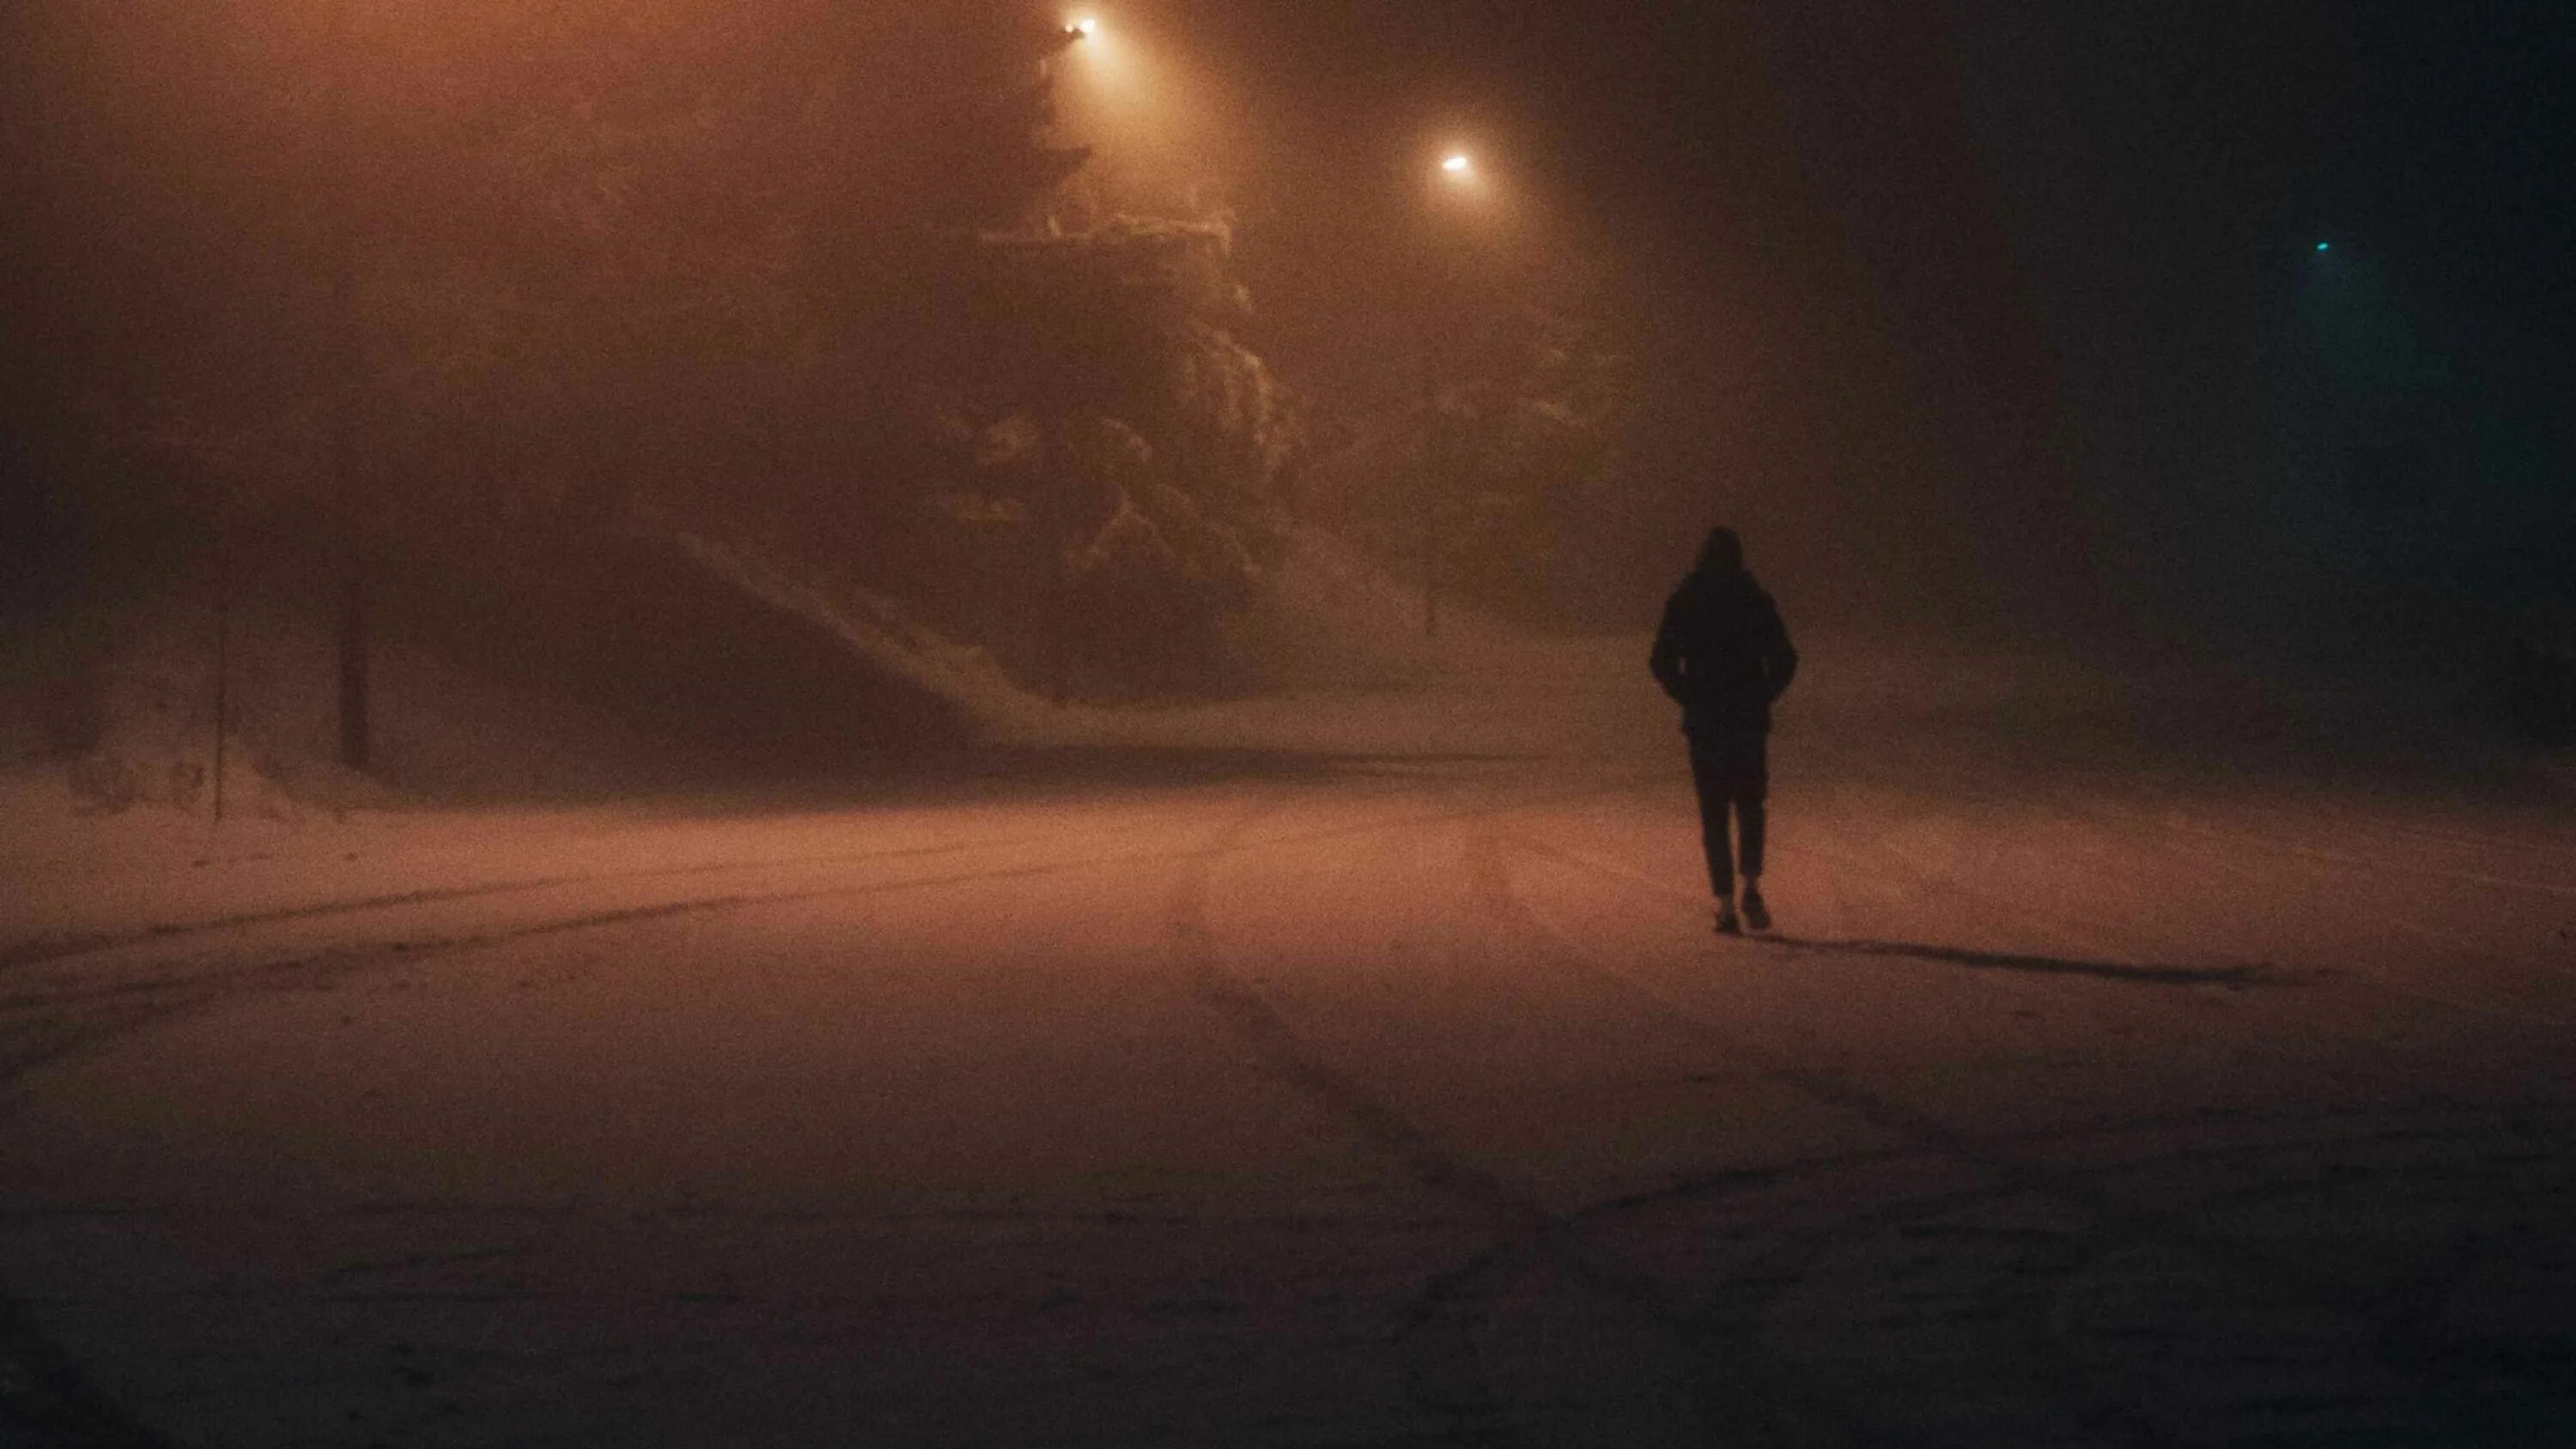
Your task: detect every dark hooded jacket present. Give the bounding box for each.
[1650,564,1797,735]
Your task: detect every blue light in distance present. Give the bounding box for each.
[2316,241,2331,252]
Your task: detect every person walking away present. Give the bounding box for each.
[1650,526,1798,935]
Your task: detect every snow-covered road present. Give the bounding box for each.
[3,637,2573,1446]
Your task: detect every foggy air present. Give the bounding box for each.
[3,3,2572,1445]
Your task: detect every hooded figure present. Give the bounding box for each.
[1650,526,1797,934]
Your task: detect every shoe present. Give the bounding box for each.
[1741,889,1771,932]
[1713,900,1741,937]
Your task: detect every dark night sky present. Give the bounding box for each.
[1187,0,2573,634]
[4,1,2566,642]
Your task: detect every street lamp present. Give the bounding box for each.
[1066,15,1098,39]
[1418,148,1491,636]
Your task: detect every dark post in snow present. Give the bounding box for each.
[331,0,370,773]
[211,538,230,824]
[1418,247,1449,640]
[1421,363,1441,639]
[1419,257,1471,641]
[333,245,370,772]
[337,565,369,771]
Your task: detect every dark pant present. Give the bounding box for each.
[1686,728,1768,895]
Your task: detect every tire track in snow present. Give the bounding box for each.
[4,771,1665,979]
[0,898,754,1089]
[1500,792,2563,1113]
[0,764,1677,1446]
[1168,772,1763,1444]
[1164,783,1534,1442]
[1452,814,2172,1444]
[0,783,1493,1449]
[0,806,1259,974]
[1458,820,2576,1444]
[1170,791,1548,1233]
[0,780,1659,1051]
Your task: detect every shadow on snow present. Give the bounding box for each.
[1750,933,2276,988]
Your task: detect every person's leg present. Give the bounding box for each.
[1687,736,1738,896]
[1686,735,1737,903]
[1737,732,1769,880]
[1735,731,1771,928]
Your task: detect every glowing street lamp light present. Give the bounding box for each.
[1054,10,1167,165]
[1419,148,1493,635]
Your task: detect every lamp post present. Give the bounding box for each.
[326,0,372,772]
[1419,149,1485,637]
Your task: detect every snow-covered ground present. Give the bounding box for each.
[2,621,2573,1446]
